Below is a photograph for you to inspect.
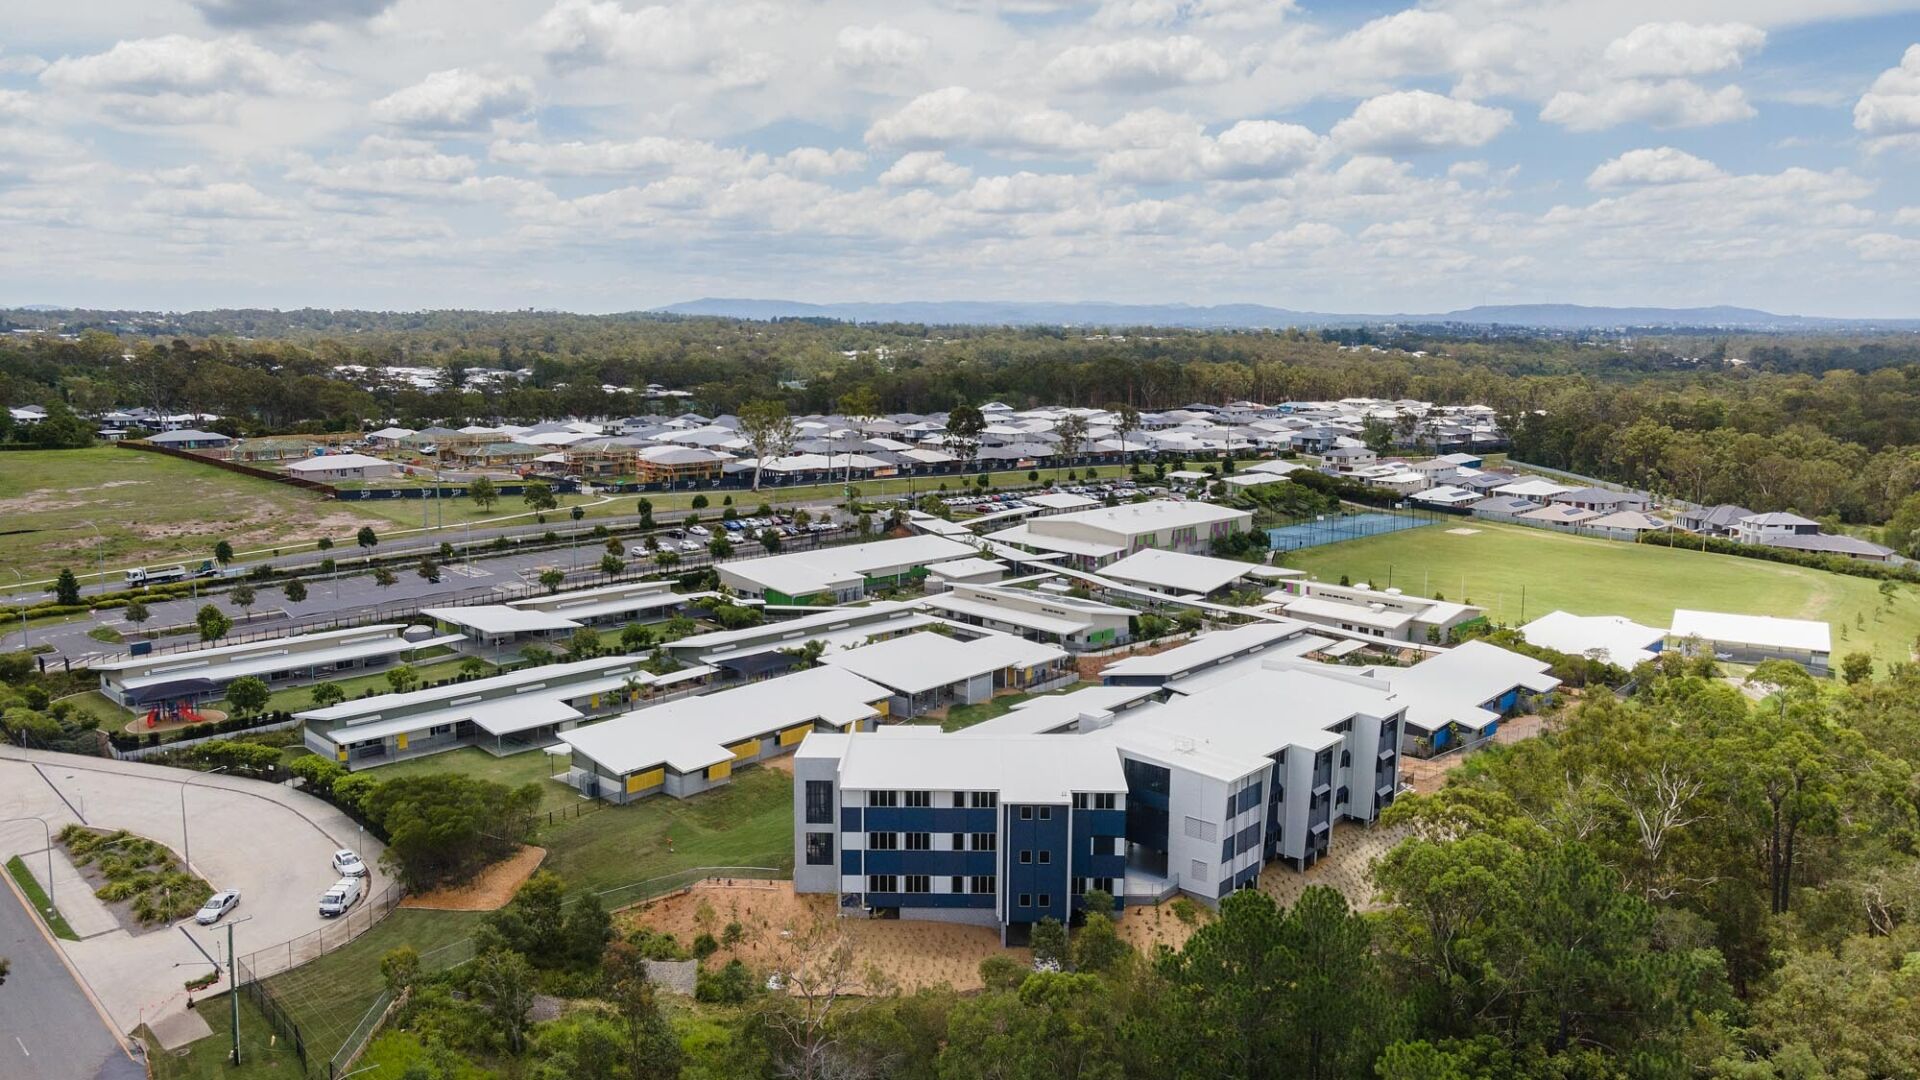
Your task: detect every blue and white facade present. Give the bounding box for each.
[794,731,1128,943]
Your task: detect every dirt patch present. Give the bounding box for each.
[1074,636,1190,680]
[0,490,91,515]
[400,845,546,911]
[621,880,1030,992]
[1113,899,1206,953]
[760,754,796,776]
[1445,527,1481,536]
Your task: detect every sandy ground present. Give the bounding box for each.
[401,845,546,911]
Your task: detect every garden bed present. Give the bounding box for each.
[59,824,213,931]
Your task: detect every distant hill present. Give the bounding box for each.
[656,297,1920,331]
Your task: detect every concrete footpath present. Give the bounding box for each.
[0,746,390,1047]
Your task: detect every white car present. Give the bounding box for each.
[688,525,710,537]
[331,849,368,877]
[679,539,704,553]
[195,889,240,925]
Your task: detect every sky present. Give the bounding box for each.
[4,1,1920,316]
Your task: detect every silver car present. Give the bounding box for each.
[331,849,368,877]
[196,889,240,925]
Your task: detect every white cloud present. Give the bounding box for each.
[1094,0,1294,31]
[1331,91,1510,153]
[1603,22,1766,78]
[1542,80,1754,132]
[134,181,292,219]
[372,69,534,130]
[879,151,972,188]
[1045,36,1231,91]
[529,0,778,84]
[1254,220,1342,251]
[778,148,868,179]
[1893,206,1920,226]
[866,87,1102,155]
[39,35,309,96]
[1331,10,1521,85]
[1587,147,1725,189]
[0,52,47,76]
[0,90,32,120]
[833,25,927,71]
[492,136,760,177]
[1855,45,1920,141]
[1851,232,1920,261]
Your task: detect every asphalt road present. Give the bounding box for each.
[0,873,145,1080]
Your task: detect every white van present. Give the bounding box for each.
[318,876,363,918]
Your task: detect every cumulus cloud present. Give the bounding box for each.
[1587,147,1724,188]
[1542,80,1754,132]
[0,90,31,120]
[1603,22,1766,78]
[1850,232,1920,261]
[1330,10,1521,86]
[371,69,534,130]
[1254,220,1342,252]
[1045,36,1231,92]
[1097,113,1322,183]
[778,148,868,179]
[1894,206,1920,226]
[40,34,310,96]
[866,87,1103,155]
[135,181,292,219]
[1855,45,1920,143]
[1331,90,1510,153]
[879,151,972,188]
[530,0,776,85]
[194,0,395,28]
[1094,0,1294,31]
[833,25,927,71]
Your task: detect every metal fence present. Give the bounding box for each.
[233,960,315,1076]
[236,881,406,983]
[1263,507,1450,552]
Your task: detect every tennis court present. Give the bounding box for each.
[1265,510,1441,552]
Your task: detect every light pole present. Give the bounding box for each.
[0,816,53,910]
[217,914,252,1064]
[78,518,105,590]
[178,766,229,871]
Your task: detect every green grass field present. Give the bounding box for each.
[539,765,795,900]
[0,447,388,586]
[5,855,77,939]
[146,992,297,1080]
[372,746,582,813]
[1285,521,1920,670]
[920,681,1098,732]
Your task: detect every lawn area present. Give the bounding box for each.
[216,656,488,715]
[922,680,1098,732]
[5,854,77,939]
[0,447,387,587]
[146,991,301,1080]
[348,487,614,529]
[372,746,583,813]
[259,908,485,1066]
[539,766,795,902]
[59,688,134,728]
[1285,520,1920,671]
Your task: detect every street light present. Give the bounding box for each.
[77,518,105,589]
[202,914,253,1065]
[0,815,54,910]
[179,766,229,871]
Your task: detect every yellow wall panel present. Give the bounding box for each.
[779,723,813,746]
[625,767,664,794]
[706,759,732,781]
[729,738,760,760]
[396,733,409,751]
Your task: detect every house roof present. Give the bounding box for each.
[1517,504,1600,524]
[559,665,890,774]
[958,685,1161,736]
[1520,611,1665,667]
[1585,510,1668,531]
[831,730,1129,803]
[1027,499,1250,540]
[1360,640,1560,735]
[1739,511,1821,527]
[822,631,1065,695]
[286,453,390,472]
[297,655,652,723]
[1096,548,1262,595]
[718,534,978,597]
[1670,609,1831,653]
[1758,533,1896,558]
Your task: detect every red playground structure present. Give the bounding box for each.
[145,699,209,728]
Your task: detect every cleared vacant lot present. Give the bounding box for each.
[0,448,383,585]
[1286,521,1920,670]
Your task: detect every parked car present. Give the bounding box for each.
[679,539,704,553]
[688,525,710,537]
[319,876,363,918]
[195,889,240,925]
[331,849,368,877]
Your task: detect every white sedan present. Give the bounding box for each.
[195,889,241,925]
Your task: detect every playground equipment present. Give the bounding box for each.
[144,699,209,728]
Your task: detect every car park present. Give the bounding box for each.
[688,525,710,537]
[332,849,368,877]
[679,539,704,553]
[195,889,240,925]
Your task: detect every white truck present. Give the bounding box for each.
[124,560,220,586]
[318,875,363,918]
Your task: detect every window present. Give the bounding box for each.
[1072,793,1088,809]
[1020,850,1033,864]
[1340,750,1351,768]
[1226,794,1237,819]
[429,724,452,736]
[1092,876,1114,894]
[971,791,998,808]
[1095,793,1116,810]
[805,780,834,824]
[1038,894,1051,908]
[1018,894,1032,908]
[906,832,931,851]
[952,875,963,893]
[868,832,898,851]
[904,875,930,894]
[1038,850,1051,864]
[1020,806,1033,820]
[952,833,964,851]
[1073,876,1086,893]
[971,833,997,851]
[867,790,897,808]
[1039,806,1052,820]
[868,874,897,893]
[804,832,833,865]
[952,792,966,808]
[905,790,932,808]
[972,875,996,894]
[1189,860,1209,882]
[1337,786,1350,807]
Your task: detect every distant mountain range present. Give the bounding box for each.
[655,298,1920,331]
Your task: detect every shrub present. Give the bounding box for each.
[691,932,719,959]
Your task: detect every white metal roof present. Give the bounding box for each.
[1282,595,1418,631]
[1029,499,1250,539]
[118,632,462,691]
[718,534,978,596]
[1023,491,1100,510]
[958,685,1161,736]
[298,655,654,722]
[1521,611,1665,667]
[833,730,1128,803]
[984,523,1125,558]
[560,665,889,774]
[422,605,583,635]
[94,624,414,673]
[822,631,1065,695]
[670,601,929,661]
[1096,548,1261,595]
[1100,621,1310,680]
[924,557,1006,580]
[1360,640,1561,735]
[1670,609,1831,653]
